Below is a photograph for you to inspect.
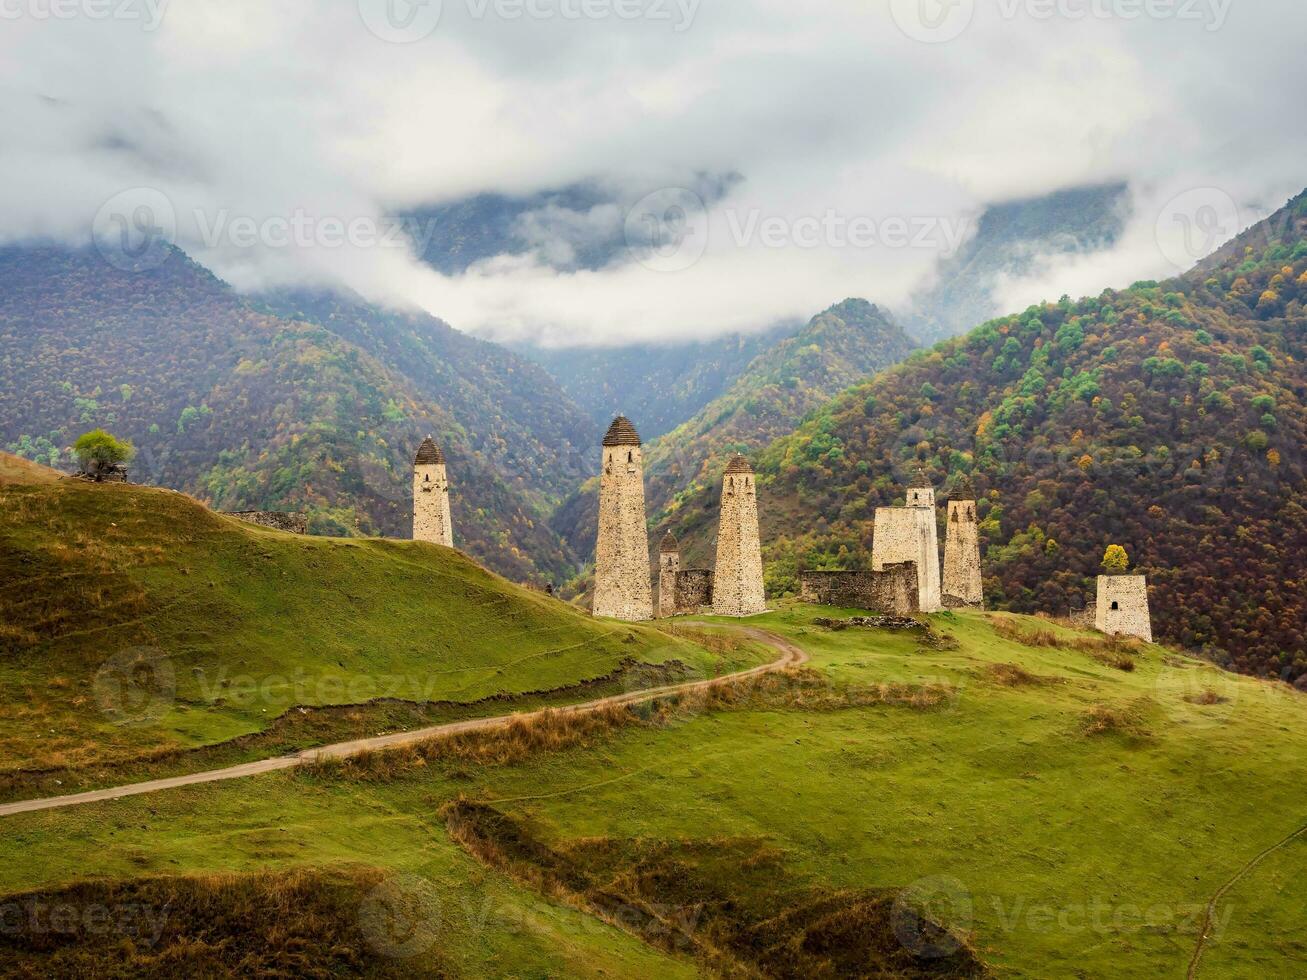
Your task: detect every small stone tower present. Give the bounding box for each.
[1096,575,1152,642]
[412,436,453,548]
[593,416,653,621]
[942,475,983,609]
[712,454,767,617]
[658,532,680,619]
[872,468,941,612]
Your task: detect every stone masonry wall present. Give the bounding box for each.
[872,502,941,612]
[799,564,920,616]
[942,500,983,609]
[593,445,653,621]
[227,511,308,535]
[1096,575,1152,642]
[413,462,454,547]
[658,551,680,619]
[674,570,714,613]
[712,469,766,617]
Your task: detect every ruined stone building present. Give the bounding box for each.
[659,531,716,617]
[712,455,767,617]
[593,416,653,621]
[799,564,919,615]
[1096,575,1152,642]
[227,511,308,535]
[658,532,681,619]
[871,469,942,612]
[942,475,983,609]
[413,436,454,548]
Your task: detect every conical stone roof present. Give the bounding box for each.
[908,467,933,489]
[949,474,977,500]
[724,454,754,475]
[660,531,680,554]
[414,437,445,465]
[602,416,642,447]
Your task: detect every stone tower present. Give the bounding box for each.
[1096,575,1152,642]
[658,532,680,619]
[872,468,941,612]
[593,416,653,621]
[412,436,453,548]
[712,454,767,617]
[942,475,983,609]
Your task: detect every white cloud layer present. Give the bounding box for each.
[1,0,1304,346]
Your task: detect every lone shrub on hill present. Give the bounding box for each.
[73,429,134,481]
[1101,544,1129,575]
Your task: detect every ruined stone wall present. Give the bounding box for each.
[413,462,454,548]
[872,503,941,612]
[227,511,308,535]
[1096,576,1152,642]
[942,500,983,609]
[658,552,680,619]
[713,470,766,617]
[799,563,920,616]
[674,570,714,614]
[593,445,653,621]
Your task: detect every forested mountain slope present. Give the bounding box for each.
[0,247,576,583]
[664,192,1307,683]
[552,299,917,566]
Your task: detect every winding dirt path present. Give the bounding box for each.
[1186,819,1307,979]
[0,626,807,820]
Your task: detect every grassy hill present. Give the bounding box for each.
[2,606,1302,976]
[552,300,918,572]
[0,451,61,486]
[663,191,1307,684]
[0,478,732,791]
[0,246,587,584]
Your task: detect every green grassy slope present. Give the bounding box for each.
[0,450,61,485]
[2,608,1302,976]
[0,480,723,779]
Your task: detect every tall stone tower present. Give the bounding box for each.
[712,454,767,617]
[872,468,941,612]
[593,416,653,621]
[1096,575,1152,642]
[942,475,983,609]
[658,532,680,619]
[413,436,454,548]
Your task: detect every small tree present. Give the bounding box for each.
[1101,544,1129,575]
[73,429,134,481]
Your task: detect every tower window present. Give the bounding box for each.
[628,450,633,464]
[424,474,430,483]
[1111,601,1120,611]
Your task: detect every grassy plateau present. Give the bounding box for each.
[1,464,1304,977]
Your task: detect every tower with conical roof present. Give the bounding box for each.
[413,436,453,548]
[942,474,983,609]
[593,416,653,621]
[658,532,680,619]
[872,467,941,612]
[712,454,767,617]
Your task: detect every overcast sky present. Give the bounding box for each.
[2,0,1305,346]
